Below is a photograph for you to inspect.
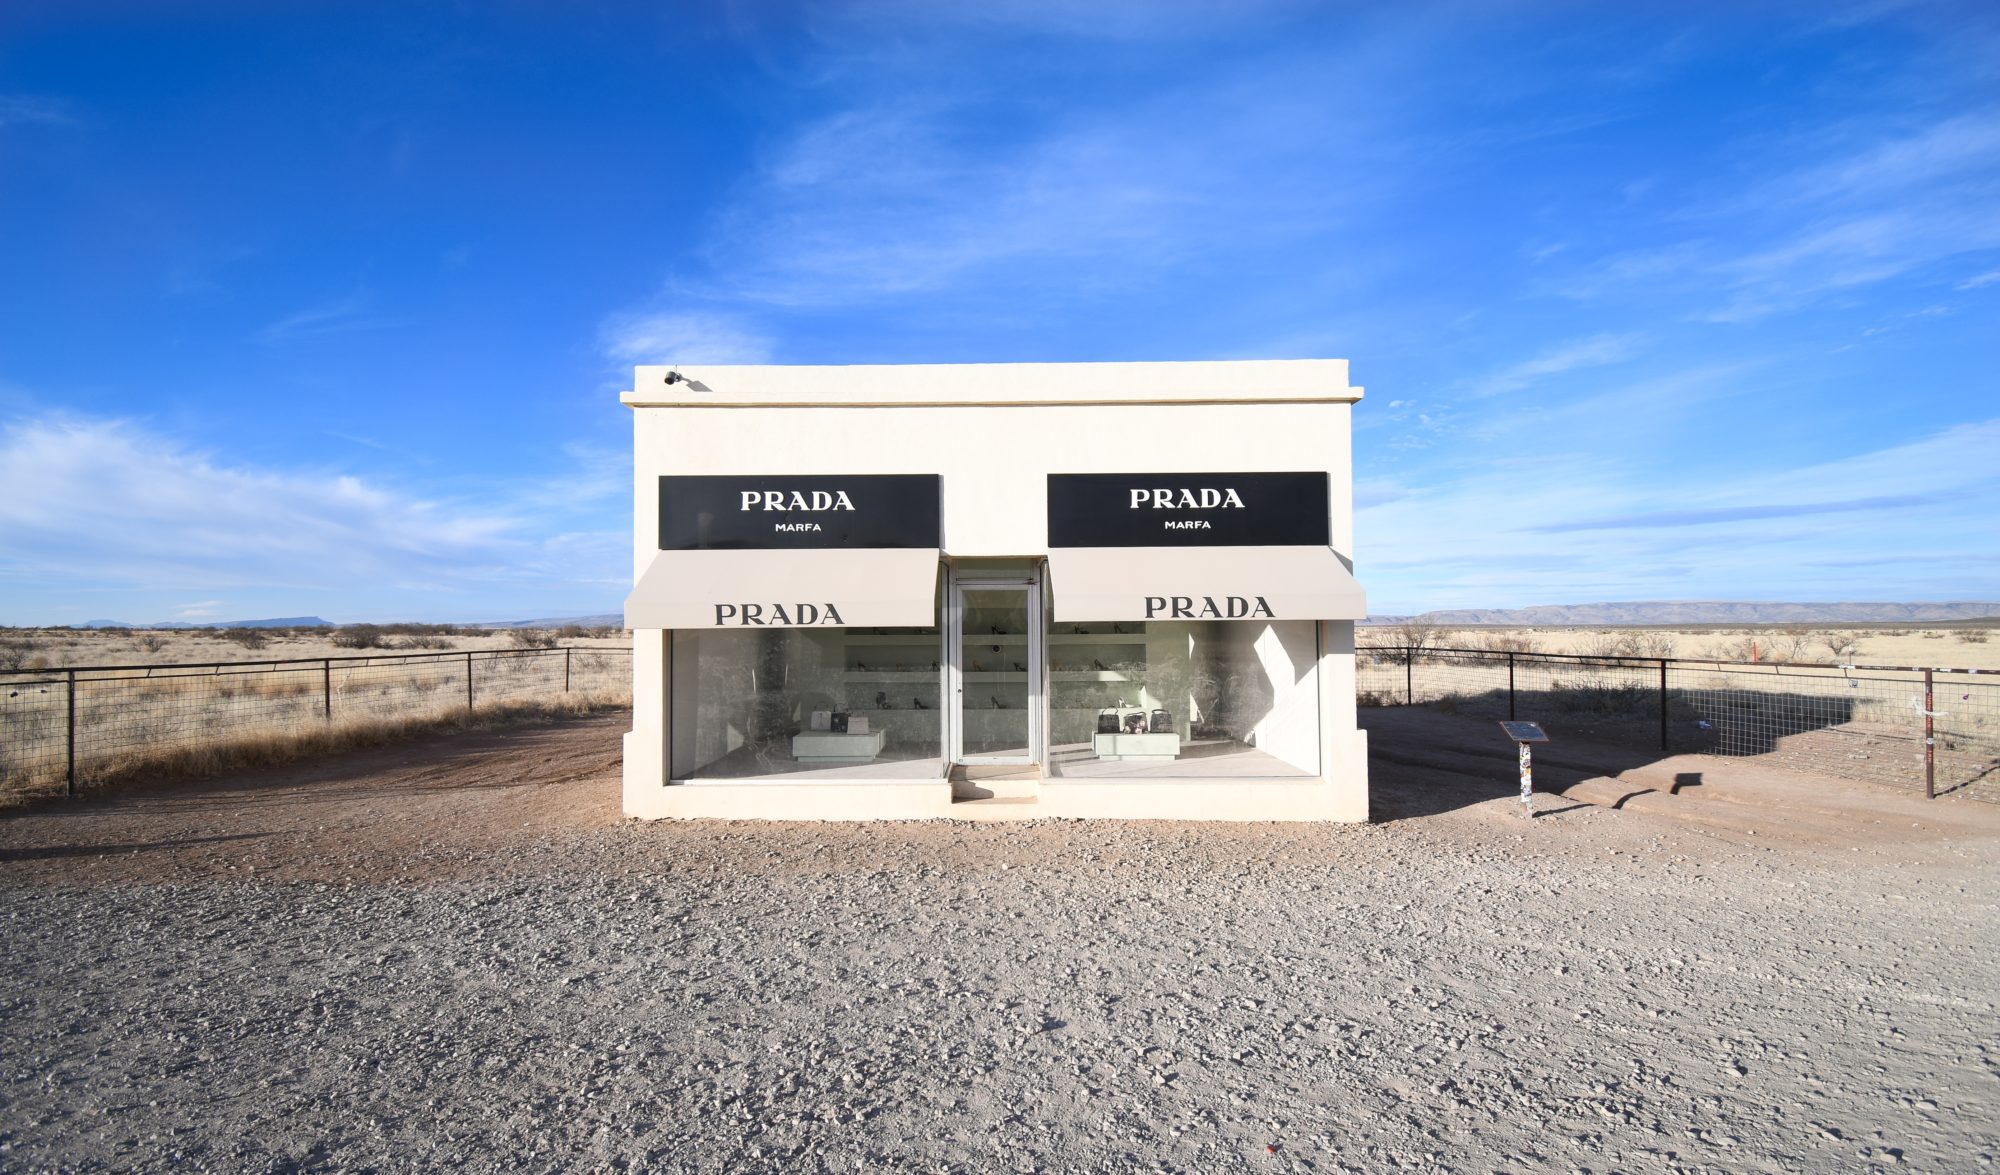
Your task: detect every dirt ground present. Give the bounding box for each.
[3,711,1997,1172]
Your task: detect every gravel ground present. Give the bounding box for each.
[3,712,1997,1173]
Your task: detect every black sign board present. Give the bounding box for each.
[659,475,941,550]
[1047,472,1329,548]
[1499,721,1549,743]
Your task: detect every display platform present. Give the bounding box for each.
[792,730,888,765]
[1090,731,1182,762]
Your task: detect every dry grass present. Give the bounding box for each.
[2,642,633,805]
[3,689,630,808]
[1385,625,2000,670]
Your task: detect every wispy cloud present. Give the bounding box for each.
[174,600,224,619]
[1462,334,1645,398]
[1357,419,2000,612]
[0,94,75,128]
[598,310,774,365]
[1531,494,1934,533]
[1560,111,2000,322]
[255,296,390,345]
[691,36,1400,309]
[0,413,622,621]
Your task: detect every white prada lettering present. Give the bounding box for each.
[739,490,857,512]
[1163,519,1211,529]
[712,603,847,626]
[1128,487,1247,509]
[1142,595,1275,620]
[773,521,821,532]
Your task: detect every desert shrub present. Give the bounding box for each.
[393,635,456,650]
[1393,619,1447,654]
[1357,689,1393,707]
[508,628,558,650]
[556,624,588,640]
[135,633,167,654]
[1550,674,1650,717]
[1815,630,1861,661]
[1958,629,1991,644]
[1709,633,1782,663]
[0,636,44,671]
[332,624,386,649]
[1579,633,1629,660]
[1764,626,1817,663]
[223,628,268,650]
[1921,630,1944,640]
[1625,632,1676,659]
[1579,631,1676,661]
[1478,631,1540,655]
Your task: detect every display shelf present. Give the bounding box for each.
[793,730,887,765]
[1091,731,1182,762]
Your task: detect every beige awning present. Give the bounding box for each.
[625,548,940,630]
[1047,546,1366,623]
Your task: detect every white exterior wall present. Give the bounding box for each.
[622,360,1367,822]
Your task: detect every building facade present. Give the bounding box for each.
[622,361,1368,820]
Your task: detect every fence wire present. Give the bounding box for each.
[1,647,632,802]
[10,642,1994,805]
[1359,646,1999,802]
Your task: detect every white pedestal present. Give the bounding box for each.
[792,730,887,765]
[1091,731,1182,762]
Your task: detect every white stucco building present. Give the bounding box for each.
[621,360,1367,820]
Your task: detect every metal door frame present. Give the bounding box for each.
[946,569,1044,766]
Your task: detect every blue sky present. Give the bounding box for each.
[1,0,1995,624]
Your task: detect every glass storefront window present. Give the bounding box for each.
[1046,619,1319,779]
[670,623,943,779]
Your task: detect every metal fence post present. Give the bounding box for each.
[66,669,77,797]
[1405,646,1414,707]
[322,659,332,720]
[1508,652,1516,720]
[1924,667,1935,800]
[1659,659,1669,752]
[565,647,572,693]
[466,651,475,711]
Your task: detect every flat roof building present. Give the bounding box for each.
[621,360,1368,820]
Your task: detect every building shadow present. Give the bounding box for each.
[1365,705,1670,821]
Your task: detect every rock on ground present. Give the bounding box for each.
[2,712,1996,1173]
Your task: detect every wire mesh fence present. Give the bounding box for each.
[1,646,633,803]
[11,640,1994,806]
[1359,645,2000,802]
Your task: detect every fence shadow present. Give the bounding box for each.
[1362,704,1681,821]
[1359,679,1879,821]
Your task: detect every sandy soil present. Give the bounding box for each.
[3,712,1997,1171]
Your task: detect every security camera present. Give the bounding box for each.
[664,370,685,385]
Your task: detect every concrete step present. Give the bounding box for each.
[950,764,1041,800]
[949,794,1041,821]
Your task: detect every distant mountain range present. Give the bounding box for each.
[1365,601,2000,626]
[464,614,624,630]
[79,616,334,630]
[69,613,623,630]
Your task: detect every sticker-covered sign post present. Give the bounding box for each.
[1498,721,1549,817]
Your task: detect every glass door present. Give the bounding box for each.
[949,579,1043,765]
